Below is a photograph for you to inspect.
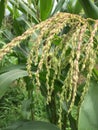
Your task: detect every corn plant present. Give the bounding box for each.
[0,0,98,130]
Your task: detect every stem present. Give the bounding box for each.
[25,77,34,120]
[46,92,57,124]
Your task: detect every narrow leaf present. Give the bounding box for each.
[52,0,65,15]
[0,0,6,27]
[0,69,28,99]
[9,0,39,23]
[40,0,53,20]
[2,120,60,130]
[67,0,82,14]
[78,81,98,130]
[0,64,26,74]
[79,0,98,19]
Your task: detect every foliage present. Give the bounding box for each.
[0,68,28,98]
[0,82,25,128]
[0,0,6,27]
[40,0,54,20]
[78,80,98,130]
[79,0,98,19]
[2,121,60,130]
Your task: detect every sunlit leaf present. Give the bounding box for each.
[67,0,82,14]
[79,0,98,19]
[52,0,65,15]
[0,69,28,99]
[40,0,54,20]
[2,120,60,130]
[9,0,39,23]
[78,81,98,130]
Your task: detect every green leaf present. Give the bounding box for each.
[95,0,98,6]
[40,0,53,20]
[79,0,98,19]
[78,81,98,130]
[9,0,39,23]
[52,35,62,45]
[52,0,65,15]
[0,0,6,27]
[69,114,77,130]
[2,120,60,130]
[0,64,26,74]
[21,99,31,119]
[93,68,98,80]
[0,69,28,99]
[67,0,82,14]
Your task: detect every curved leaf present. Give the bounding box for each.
[2,120,60,130]
[40,0,54,20]
[67,0,82,14]
[52,0,65,15]
[9,0,39,23]
[0,69,28,99]
[78,81,98,130]
[79,0,98,19]
[0,64,26,74]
